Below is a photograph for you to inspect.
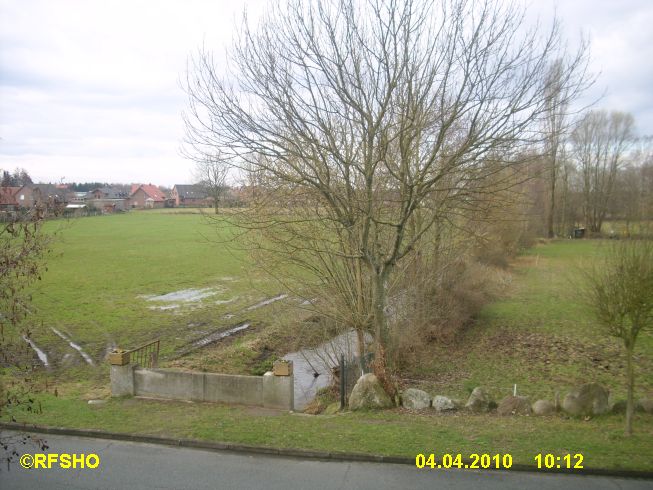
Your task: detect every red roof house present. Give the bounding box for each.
[129,184,167,209]
[0,186,20,210]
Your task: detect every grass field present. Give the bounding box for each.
[2,212,652,471]
[23,210,291,366]
[399,240,653,403]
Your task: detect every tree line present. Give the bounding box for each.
[539,109,651,238]
[1,168,33,187]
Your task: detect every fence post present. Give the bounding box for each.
[340,354,345,410]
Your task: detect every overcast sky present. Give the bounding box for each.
[1,0,651,186]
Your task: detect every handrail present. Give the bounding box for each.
[126,339,160,368]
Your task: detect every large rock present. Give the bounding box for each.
[613,399,647,414]
[432,395,456,412]
[465,387,494,413]
[532,399,556,416]
[348,374,393,410]
[497,395,532,416]
[562,383,609,416]
[638,398,653,414]
[401,388,430,410]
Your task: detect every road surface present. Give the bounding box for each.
[2,431,651,489]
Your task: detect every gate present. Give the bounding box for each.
[339,352,374,409]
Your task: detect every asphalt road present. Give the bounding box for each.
[2,431,651,490]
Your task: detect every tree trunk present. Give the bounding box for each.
[356,328,365,360]
[547,190,555,238]
[372,269,388,350]
[625,343,634,436]
[547,159,556,238]
[370,268,396,399]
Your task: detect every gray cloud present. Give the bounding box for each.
[1,0,651,186]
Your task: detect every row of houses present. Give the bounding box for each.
[0,183,214,214]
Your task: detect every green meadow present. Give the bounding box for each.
[3,212,652,471]
[17,213,653,402]
[28,210,283,362]
[405,240,653,402]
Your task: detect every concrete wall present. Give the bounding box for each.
[111,366,293,411]
[110,364,135,397]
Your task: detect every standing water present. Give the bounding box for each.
[283,330,370,410]
[22,335,49,367]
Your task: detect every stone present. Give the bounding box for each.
[638,398,653,414]
[613,399,647,414]
[324,402,341,415]
[432,395,457,412]
[532,399,556,416]
[497,395,532,416]
[611,399,627,414]
[348,374,393,410]
[401,388,431,410]
[562,383,609,416]
[465,387,493,413]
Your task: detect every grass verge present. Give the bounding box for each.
[3,394,652,471]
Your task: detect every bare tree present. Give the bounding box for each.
[581,240,653,435]
[615,136,653,236]
[194,155,229,214]
[1,200,52,468]
[571,110,635,234]
[543,60,572,238]
[184,0,590,378]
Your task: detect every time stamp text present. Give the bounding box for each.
[415,453,584,470]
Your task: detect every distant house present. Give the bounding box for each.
[171,184,212,207]
[13,185,34,208]
[13,184,68,213]
[86,186,131,213]
[0,186,20,211]
[130,184,167,209]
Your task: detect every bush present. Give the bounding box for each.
[388,250,509,371]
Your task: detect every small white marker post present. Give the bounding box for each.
[513,384,517,396]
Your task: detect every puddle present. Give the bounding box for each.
[283,330,370,411]
[193,322,251,348]
[215,297,236,305]
[246,294,288,311]
[23,335,49,367]
[51,327,94,365]
[144,288,220,303]
[149,304,181,311]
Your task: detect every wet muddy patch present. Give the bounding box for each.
[174,322,254,358]
[142,287,223,303]
[23,335,49,368]
[193,322,252,348]
[51,327,94,365]
[246,294,288,311]
[139,287,233,312]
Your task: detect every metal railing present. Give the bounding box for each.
[339,352,374,408]
[127,339,160,368]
